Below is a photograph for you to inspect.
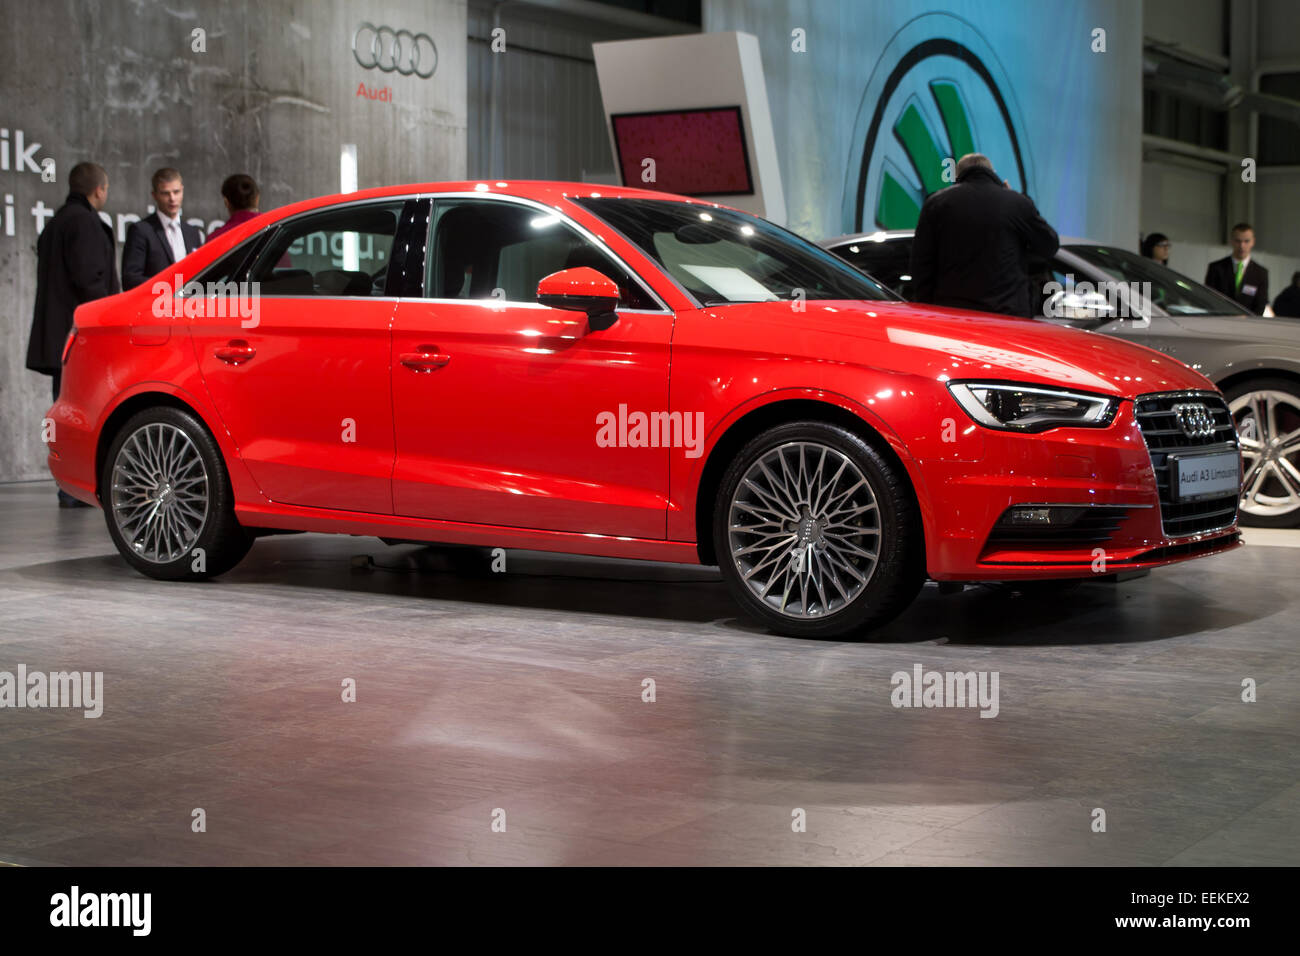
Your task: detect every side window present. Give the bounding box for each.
[426,199,657,309]
[193,232,268,287]
[249,201,405,297]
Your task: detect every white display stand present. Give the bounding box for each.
[592,31,786,225]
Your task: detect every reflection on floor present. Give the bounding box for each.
[0,480,1297,865]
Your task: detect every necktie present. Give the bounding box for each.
[1235,259,1245,292]
[165,219,187,263]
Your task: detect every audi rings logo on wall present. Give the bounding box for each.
[352,23,437,79]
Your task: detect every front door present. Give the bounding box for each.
[390,197,674,538]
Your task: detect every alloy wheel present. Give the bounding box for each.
[1230,389,1300,521]
[110,422,210,564]
[727,441,881,619]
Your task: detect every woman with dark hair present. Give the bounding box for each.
[1141,232,1171,266]
[206,174,262,243]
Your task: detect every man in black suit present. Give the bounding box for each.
[121,167,203,290]
[910,153,1059,318]
[26,161,120,506]
[1205,222,1269,315]
[1273,272,1300,318]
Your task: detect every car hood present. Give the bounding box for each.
[1166,311,1300,343]
[708,300,1216,399]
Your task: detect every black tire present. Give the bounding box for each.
[1223,377,1300,528]
[101,405,253,580]
[712,421,925,638]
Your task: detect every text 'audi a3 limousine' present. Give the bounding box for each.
[46,181,1244,638]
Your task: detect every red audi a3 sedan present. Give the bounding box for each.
[46,181,1242,638]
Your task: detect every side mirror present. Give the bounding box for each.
[1043,290,1117,325]
[537,267,620,331]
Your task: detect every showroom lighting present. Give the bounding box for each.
[475,183,489,192]
[740,225,754,236]
[340,144,357,194]
[340,144,358,270]
[699,213,713,221]
[530,215,560,229]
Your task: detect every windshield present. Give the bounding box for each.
[574,197,895,306]
[1064,244,1243,316]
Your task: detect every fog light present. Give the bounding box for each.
[1008,507,1055,526]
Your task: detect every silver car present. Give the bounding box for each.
[820,230,1300,528]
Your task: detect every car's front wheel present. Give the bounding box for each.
[1226,378,1300,528]
[101,406,253,580]
[713,421,925,638]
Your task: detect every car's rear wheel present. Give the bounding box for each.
[1225,378,1300,528]
[102,406,253,580]
[713,421,925,638]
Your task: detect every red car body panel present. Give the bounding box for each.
[46,180,1242,583]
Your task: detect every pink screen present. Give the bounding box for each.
[612,108,752,196]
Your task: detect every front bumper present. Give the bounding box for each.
[921,398,1241,580]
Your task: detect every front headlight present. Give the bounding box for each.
[948,382,1118,432]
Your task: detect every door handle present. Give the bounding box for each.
[214,340,256,364]
[400,347,451,372]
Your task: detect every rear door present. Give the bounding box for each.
[190,198,415,513]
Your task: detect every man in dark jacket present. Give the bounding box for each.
[26,161,120,506]
[121,167,202,289]
[1205,223,1269,315]
[1273,272,1300,318]
[910,153,1059,317]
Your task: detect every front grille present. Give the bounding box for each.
[1134,391,1239,537]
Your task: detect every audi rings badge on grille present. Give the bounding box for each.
[1172,402,1216,439]
[353,23,437,78]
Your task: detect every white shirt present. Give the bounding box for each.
[159,210,188,263]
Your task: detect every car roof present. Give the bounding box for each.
[821,230,1099,248]
[818,229,916,248]
[265,180,735,224]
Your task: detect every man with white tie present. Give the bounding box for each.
[121,167,203,290]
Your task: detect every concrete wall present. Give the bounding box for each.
[1145,0,1227,61]
[467,0,663,182]
[1,0,467,482]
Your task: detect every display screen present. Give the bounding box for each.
[610,107,754,196]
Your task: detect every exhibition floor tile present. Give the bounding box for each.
[0,480,1296,866]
